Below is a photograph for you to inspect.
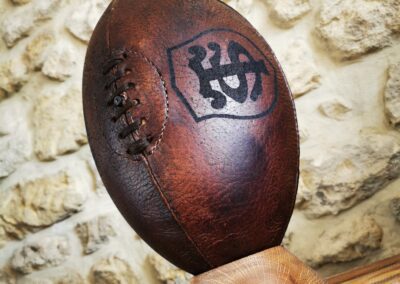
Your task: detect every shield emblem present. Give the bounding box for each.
[167,28,278,122]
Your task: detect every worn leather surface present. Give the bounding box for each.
[83,0,299,275]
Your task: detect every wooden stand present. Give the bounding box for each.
[191,246,324,284]
[327,254,400,284]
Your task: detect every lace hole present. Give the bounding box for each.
[113,95,125,107]
[133,99,141,106]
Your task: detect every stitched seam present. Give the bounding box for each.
[143,155,213,268]
[105,48,168,157]
[127,50,169,155]
[148,65,169,155]
[129,54,211,265]
[104,6,208,266]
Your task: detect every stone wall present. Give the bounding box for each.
[0,0,399,282]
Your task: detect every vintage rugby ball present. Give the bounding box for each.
[83,0,299,275]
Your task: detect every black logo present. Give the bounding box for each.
[167,29,278,122]
[188,41,268,110]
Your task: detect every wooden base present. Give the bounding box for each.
[191,246,324,284]
[327,254,400,284]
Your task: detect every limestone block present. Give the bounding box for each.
[307,216,383,267]
[33,0,62,21]
[390,197,400,222]
[1,0,61,47]
[11,236,70,274]
[24,31,56,70]
[11,0,31,5]
[278,39,320,98]
[19,271,85,284]
[41,41,78,81]
[315,0,400,60]
[33,86,87,161]
[299,127,309,144]
[0,101,31,179]
[282,232,293,249]
[90,256,139,284]
[1,9,35,47]
[0,269,16,284]
[54,272,85,284]
[148,254,191,284]
[298,131,400,217]
[387,1,400,33]
[0,170,86,242]
[65,0,111,43]
[86,158,107,194]
[17,278,52,284]
[223,0,254,15]
[0,226,7,248]
[0,135,30,179]
[384,62,400,129]
[318,98,352,120]
[0,58,28,99]
[295,176,308,206]
[75,215,117,255]
[267,0,311,28]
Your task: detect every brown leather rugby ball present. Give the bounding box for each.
[83,0,299,275]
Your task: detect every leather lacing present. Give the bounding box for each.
[103,51,151,156]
